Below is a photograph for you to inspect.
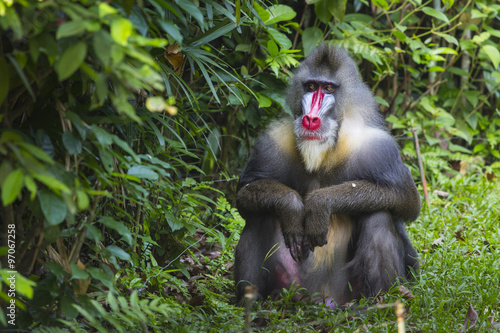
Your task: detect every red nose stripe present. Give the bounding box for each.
[302,89,324,131]
[310,89,325,116]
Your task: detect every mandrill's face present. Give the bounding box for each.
[294,79,339,143]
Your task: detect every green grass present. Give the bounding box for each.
[406,174,500,332]
[43,174,499,333]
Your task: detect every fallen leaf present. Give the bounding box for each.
[432,237,444,246]
[489,315,500,329]
[459,305,478,333]
[398,285,415,299]
[164,44,184,74]
[433,190,450,198]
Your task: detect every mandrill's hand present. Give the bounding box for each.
[303,189,331,249]
[276,192,308,262]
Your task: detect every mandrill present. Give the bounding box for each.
[234,45,420,307]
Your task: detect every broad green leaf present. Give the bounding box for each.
[372,0,389,9]
[76,190,89,211]
[87,267,113,290]
[112,136,139,162]
[176,0,203,26]
[430,47,457,55]
[110,18,133,45]
[111,95,141,123]
[61,295,79,319]
[482,45,500,69]
[393,30,406,42]
[39,189,67,225]
[473,143,486,153]
[268,40,279,56]
[471,9,487,19]
[2,169,23,206]
[256,93,272,108]
[84,223,104,242]
[62,131,82,154]
[264,5,296,25]
[107,245,131,262]
[253,2,270,23]
[56,42,87,81]
[98,2,118,17]
[99,217,132,236]
[267,28,292,50]
[437,32,458,45]
[328,0,346,22]
[128,165,159,180]
[99,216,133,244]
[129,6,149,36]
[91,125,113,146]
[165,211,183,232]
[449,143,471,153]
[374,96,390,107]
[228,91,250,106]
[466,112,478,130]
[156,19,183,44]
[70,262,89,280]
[472,32,490,45]
[314,0,332,24]
[98,148,114,173]
[442,0,454,8]
[303,27,323,56]
[24,175,37,200]
[56,21,85,39]
[428,66,445,72]
[111,172,141,183]
[464,90,479,108]
[18,142,54,164]
[93,30,112,67]
[422,7,449,24]
[32,173,71,194]
[395,23,407,32]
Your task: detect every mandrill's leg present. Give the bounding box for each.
[347,211,406,298]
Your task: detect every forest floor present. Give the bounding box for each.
[34,174,500,332]
[133,174,500,332]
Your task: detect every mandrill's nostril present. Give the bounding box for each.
[302,115,321,131]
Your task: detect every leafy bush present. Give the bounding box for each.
[1,0,499,330]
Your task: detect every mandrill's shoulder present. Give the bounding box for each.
[238,117,301,188]
[264,117,300,158]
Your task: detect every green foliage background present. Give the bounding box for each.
[0,0,499,331]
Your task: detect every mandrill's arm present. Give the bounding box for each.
[303,138,421,249]
[304,179,420,248]
[236,179,306,262]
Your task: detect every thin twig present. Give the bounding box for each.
[412,128,430,208]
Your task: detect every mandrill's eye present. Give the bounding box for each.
[324,85,336,93]
[306,82,318,92]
